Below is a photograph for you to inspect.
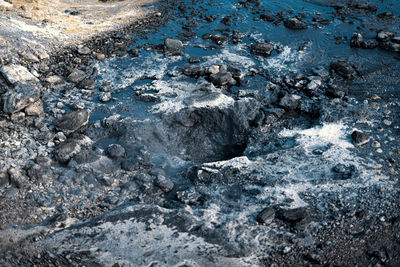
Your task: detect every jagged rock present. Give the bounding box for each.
[164,38,183,55]
[376,31,396,42]
[176,188,201,205]
[2,83,40,114]
[350,33,363,48]
[260,14,275,22]
[351,130,370,146]
[68,69,87,83]
[55,140,82,164]
[107,144,125,159]
[279,94,301,110]
[284,17,308,30]
[99,92,112,102]
[0,64,39,85]
[209,72,234,86]
[330,61,356,80]
[257,207,275,225]
[25,101,44,116]
[251,43,274,57]
[55,109,90,135]
[277,207,312,231]
[361,40,378,49]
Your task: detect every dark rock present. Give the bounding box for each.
[26,164,45,182]
[189,57,201,64]
[279,94,301,110]
[128,48,140,57]
[77,78,96,90]
[376,31,396,42]
[77,46,91,55]
[2,83,40,114]
[176,188,201,205]
[209,72,234,86]
[73,147,100,164]
[211,34,228,45]
[377,12,396,20]
[257,207,275,225]
[8,168,28,189]
[260,14,275,22]
[380,41,400,52]
[202,33,212,40]
[325,83,348,98]
[55,109,90,135]
[284,17,308,30]
[68,69,87,83]
[330,61,356,80]
[155,175,174,193]
[250,43,274,57]
[361,40,378,49]
[277,207,312,231]
[350,33,363,48]
[0,170,10,187]
[107,144,126,159]
[351,130,370,146]
[55,140,81,163]
[206,15,218,22]
[221,16,232,26]
[164,38,183,55]
[332,164,357,180]
[183,65,202,77]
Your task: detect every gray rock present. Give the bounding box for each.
[376,31,396,42]
[306,79,322,91]
[350,33,363,48]
[2,83,40,114]
[0,170,9,188]
[330,61,356,80]
[8,168,28,189]
[176,188,201,205]
[351,130,370,146]
[211,34,229,45]
[183,65,202,77]
[155,175,174,193]
[24,101,44,116]
[164,38,183,55]
[0,64,39,85]
[209,72,234,86]
[332,163,357,180]
[284,17,308,30]
[68,69,87,83]
[99,92,112,102]
[361,40,378,49]
[55,140,81,163]
[279,94,301,110]
[107,144,125,159]
[55,109,89,135]
[277,207,312,231]
[78,46,91,55]
[257,207,275,225]
[251,43,274,57]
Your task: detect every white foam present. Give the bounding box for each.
[261,45,306,74]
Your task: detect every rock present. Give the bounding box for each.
[330,61,356,80]
[55,109,90,135]
[325,83,348,98]
[10,112,25,122]
[24,101,44,116]
[332,164,357,180]
[8,168,28,189]
[351,130,370,146]
[99,92,112,102]
[260,14,276,22]
[376,31,396,42]
[277,207,312,231]
[176,188,201,205]
[205,64,226,75]
[279,94,301,110]
[55,140,82,163]
[284,17,308,30]
[211,34,229,45]
[221,16,232,26]
[155,175,174,193]
[209,72,234,86]
[306,79,322,91]
[377,12,396,20]
[107,144,125,159]
[77,46,91,55]
[77,79,96,90]
[0,170,9,188]
[380,41,400,52]
[0,64,39,85]
[2,83,40,114]
[251,43,274,57]
[97,53,106,60]
[0,0,13,9]
[257,207,275,225]
[128,49,140,57]
[183,65,202,77]
[164,38,183,55]
[361,40,378,49]
[68,69,87,83]
[350,33,363,48]
[45,75,64,84]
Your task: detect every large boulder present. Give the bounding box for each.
[0,64,39,85]
[164,38,183,56]
[2,83,40,114]
[250,43,274,57]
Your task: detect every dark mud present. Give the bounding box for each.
[1,0,400,266]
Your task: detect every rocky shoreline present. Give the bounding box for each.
[1,0,400,266]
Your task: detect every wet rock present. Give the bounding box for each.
[183,65,202,77]
[155,175,174,193]
[260,14,275,22]
[0,64,39,85]
[205,64,227,75]
[2,83,40,114]
[377,12,396,20]
[211,34,229,45]
[55,109,89,135]
[257,207,275,225]
[24,101,44,116]
[305,79,322,91]
[164,38,183,55]
[279,94,301,110]
[209,72,234,86]
[107,144,125,159]
[176,188,201,205]
[128,48,140,57]
[380,41,400,52]
[330,61,356,80]
[351,130,370,146]
[332,163,357,180]
[350,33,363,48]
[77,78,96,90]
[284,17,308,30]
[221,16,232,26]
[325,83,348,98]
[68,69,87,83]
[376,31,396,42]
[250,43,274,57]
[55,140,82,163]
[277,207,312,231]
[99,92,112,103]
[264,108,285,124]
[361,40,378,49]
[189,57,201,64]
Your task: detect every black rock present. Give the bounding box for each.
[250,43,274,57]
[209,72,233,86]
[257,207,275,225]
[350,33,363,48]
[376,31,396,42]
[128,49,140,57]
[351,130,370,146]
[325,83,348,98]
[68,69,87,83]
[77,78,96,90]
[332,164,357,180]
[55,109,90,135]
[330,61,356,80]
[377,12,396,20]
[284,17,308,30]
[221,16,232,26]
[164,38,183,56]
[277,207,312,231]
[189,57,201,64]
[107,144,126,159]
[260,14,276,22]
[361,40,378,49]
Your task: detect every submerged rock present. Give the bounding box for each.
[55,109,90,135]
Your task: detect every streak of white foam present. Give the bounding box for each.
[261,46,306,74]
[203,44,256,69]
